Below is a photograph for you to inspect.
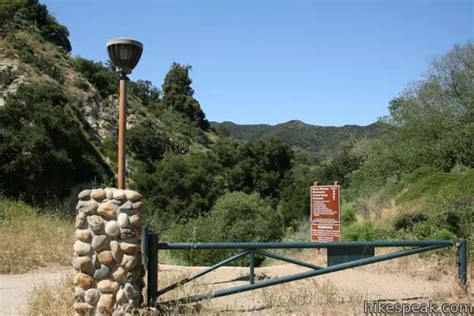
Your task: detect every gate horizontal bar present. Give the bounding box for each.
[157,240,454,250]
[157,250,250,297]
[159,243,449,305]
[253,250,323,270]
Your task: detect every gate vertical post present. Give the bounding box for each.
[147,232,159,305]
[249,251,255,284]
[457,239,468,289]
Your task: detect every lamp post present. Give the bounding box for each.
[106,38,143,189]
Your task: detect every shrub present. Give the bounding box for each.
[429,228,456,240]
[162,192,283,266]
[341,204,357,225]
[393,212,427,231]
[341,221,385,241]
[71,57,118,97]
[392,195,473,244]
[73,77,89,91]
[0,66,16,87]
[33,54,64,83]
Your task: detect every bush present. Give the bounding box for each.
[162,192,283,266]
[71,57,118,97]
[341,221,385,241]
[393,195,473,243]
[429,228,456,240]
[341,204,357,225]
[393,212,427,231]
[33,54,64,83]
[73,77,89,91]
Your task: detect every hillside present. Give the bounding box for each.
[211,120,379,160]
[0,0,216,205]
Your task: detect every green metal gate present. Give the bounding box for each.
[142,232,468,307]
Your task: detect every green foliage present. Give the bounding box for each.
[341,204,357,225]
[277,163,320,227]
[162,63,209,130]
[6,33,64,83]
[136,138,293,232]
[429,228,456,240]
[32,54,64,83]
[0,0,71,52]
[129,80,160,106]
[349,43,474,198]
[0,66,16,87]
[71,57,118,97]
[341,221,386,241]
[163,192,283,266]
[73,77,89,91]
[128,118,185,162]
[319,140,367,187]
[0,82,101,203]
[393,212,427,231]
[382,167,474,204]
[393,195,473,241]
[211,120,379,161]
[136,152,224,232]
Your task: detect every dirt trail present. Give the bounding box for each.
[158,263,455,312]
[0,261,462,315]
[0,267,72,316]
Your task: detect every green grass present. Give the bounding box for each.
[381,167,474,204]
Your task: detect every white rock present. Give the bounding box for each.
[113,190,126,200]
[73,240,91,256]
[105,220,120,237]
[116,288,127,305]
[106,188,115,200]
[110,240,123,263]
[124,190,142,202]
[117,213,129,228]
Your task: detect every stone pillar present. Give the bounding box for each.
[73,188,145,315]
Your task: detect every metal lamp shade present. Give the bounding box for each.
[107,38,143,74]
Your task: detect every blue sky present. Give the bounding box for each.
[43,0,472,126]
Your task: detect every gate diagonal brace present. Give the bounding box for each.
[157,244,448,306]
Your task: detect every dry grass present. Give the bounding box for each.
[24,275,75,316]
[0,198,74,273]
[259,278,365,315]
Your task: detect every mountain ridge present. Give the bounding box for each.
[211,120,380,160]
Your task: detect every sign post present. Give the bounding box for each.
[310,181,341,242]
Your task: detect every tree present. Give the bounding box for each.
[162,63,209,129]
[0,83,100,203]
[129,80,161,106]
[133,151,224,232]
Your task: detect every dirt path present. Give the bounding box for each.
[157,262,457,313]
[0,260,466,315]
[0,267,72,316]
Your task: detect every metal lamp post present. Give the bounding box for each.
[106,38,143,189]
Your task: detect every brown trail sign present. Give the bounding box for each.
[310,182,341,242]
